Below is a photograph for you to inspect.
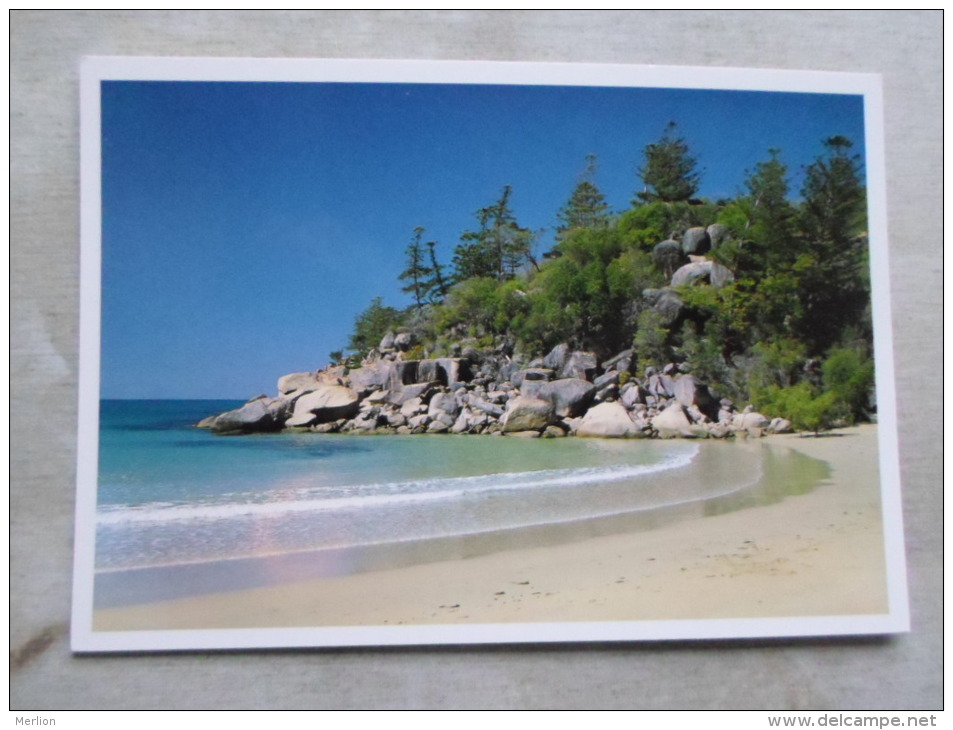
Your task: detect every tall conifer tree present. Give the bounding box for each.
[398,226,431,309]
[556,154,611,241]
[635,121,701,203]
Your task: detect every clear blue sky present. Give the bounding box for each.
[100,80,865,399]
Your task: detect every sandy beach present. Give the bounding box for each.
[93,424,889,632]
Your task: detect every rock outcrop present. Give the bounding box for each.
[198,340,798,441]
[212,397,287,434]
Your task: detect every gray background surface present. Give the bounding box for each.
[10,11,942,710]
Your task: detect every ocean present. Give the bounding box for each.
[93,400,823,607]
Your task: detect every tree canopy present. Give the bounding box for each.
[635,121,701,204]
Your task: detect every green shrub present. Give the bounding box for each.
[677,321,728,389]
[755,382,838,435]
[822,347,874,422]
[745,338,808,393]
[436,276,502,336]
[347,297,405,358]
[715,201,751,238]
[617,202,674,248]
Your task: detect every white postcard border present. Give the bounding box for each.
[73,56,908,653]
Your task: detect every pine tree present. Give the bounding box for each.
[795,136,869,353]
[556,154,611,241]
[800,136,865,252]
[745,148,796,262]
[453,207,495,282]
[635,121,701,203]
[398,227,431,309]
[453,185,534,282]
[423,239,449,303]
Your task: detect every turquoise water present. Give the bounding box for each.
[95,400,770,576]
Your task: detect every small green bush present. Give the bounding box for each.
[822,347,874,422]
[755,382,838,435]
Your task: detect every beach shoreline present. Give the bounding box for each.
[92,424,889,632]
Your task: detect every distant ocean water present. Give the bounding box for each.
[95,400,769,576]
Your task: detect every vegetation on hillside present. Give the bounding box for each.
[338,124,875,433]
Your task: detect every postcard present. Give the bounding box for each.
[73,57,908,651]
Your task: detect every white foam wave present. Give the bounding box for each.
[94,449,764,574]
[97,445,699,526]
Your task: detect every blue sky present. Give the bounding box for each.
[100,80,866,399]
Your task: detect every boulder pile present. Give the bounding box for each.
[199,334,792,440]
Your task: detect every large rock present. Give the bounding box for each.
[708,261,735,288]
[428,391,461,423]
[394,360,420,385]
[417,359,439,383]
[560,351,599,381]
[537,378,597,418]
[437,357,472,387]
[652,402,700,438]
[768,417,794,434]
[706,224,729,249]
[593,371,619,390]
[427,419,451,434]
[348,361,397,392]
[393,331,415,351]
[732,410,770,434]
[513,368,554,398]
[643,287,684,326]
[652,239,684,275]
[461,344,484,364]
[450,410,471,434]
[501,396,556,433]
[647,372,676,399]
[497,361,522,385]
[575,402,642,438]
[620,382,647,409]
[286,385,361,427]
[348,408,382,432]
[467,394,504,418]
[382,408,407,428]
[417,358,472,388]
[277,372,320,395]
[673,374,719,421]
[407,413,431,431]
[602,349,633,374]
[682,227,711,255]
[542,343,571,373]
[211,397,288,434]
[400,396,427,418]
[378,331,396,350]
[671,259,735,289]
[671,261,712,287]
[390,381,435,406]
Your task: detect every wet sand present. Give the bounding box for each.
[93,424,889,631]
